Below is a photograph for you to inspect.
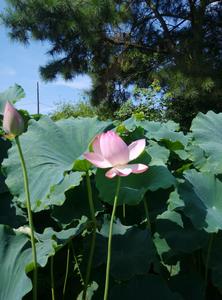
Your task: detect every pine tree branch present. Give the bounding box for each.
[145,0,175,48]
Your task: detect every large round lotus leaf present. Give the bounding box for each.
[191,111,222,174]
[178,169,222,233]
[123,118,187,146]
[96,165,175,205]
[48,172,84,207]
[51,178,103,228]
[90,225,157,280]
[110,274,181,300]
[0,225,32,300]
[0,84,25,114]
[147,141,170,166]
[156,210,208,253]
[124,118,179,132]
[206,232,222,291]
[2,117,111,211]
[169,273,204,300]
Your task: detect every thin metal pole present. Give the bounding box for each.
[37,82,40,114]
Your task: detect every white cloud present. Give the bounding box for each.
[54,75,92,91]
[0,66,16,76]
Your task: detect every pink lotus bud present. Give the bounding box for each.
[3,101,24,137]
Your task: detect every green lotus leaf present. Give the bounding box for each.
[191,111,222,174]
[110,274,181,300]
[48,172,84,206]
[91,226,157,280]
[179,169,222,233]
[0,225,32,300]
[96,165,175,206]
[206,232,222,291]
[77,281,98,300]
[156,210,208,253]
[0,84,25,114]
[124,118,187,146]
[51,178,103,228]
[124,118,179,132]
[169,273,204,300]
[2,117,111,211]
[147,141,170,166]
[167,190,184,211]
[34,220,86,267]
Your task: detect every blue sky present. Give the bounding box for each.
[0,0,92,114]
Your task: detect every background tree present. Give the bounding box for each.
[1,0,222,129]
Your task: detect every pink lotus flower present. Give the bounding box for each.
[3,101,24,137]
[84,131,148,178]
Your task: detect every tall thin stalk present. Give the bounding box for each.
[204,234,214,296]
[62,243,70,300]
[82,171,97,300]
[15,136,38,300]
[50,256,55,300]
[103,177,121,300]
[143,198,151,230]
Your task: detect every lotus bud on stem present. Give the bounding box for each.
[3,101,24,138]
[3,102,38,300]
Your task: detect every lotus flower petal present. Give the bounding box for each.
[99,131,129,165]
[3,101,24,137]
[84,152,112,168]
[105,163,148,178]
[105,167,119,179]
[128,139,146,161]
[92,134,102,155]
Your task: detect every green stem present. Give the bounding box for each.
[123,204,126,220]
[15,137,38,300]
[143,198,151,230]
[62,243,70,300]
[83,172,97,300]
[85,171,97,224]
[50,256,55,300]
[204,234,214,295]
[104,177,121,300]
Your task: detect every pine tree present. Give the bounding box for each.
[2,0,222,128]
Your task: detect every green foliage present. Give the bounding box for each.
[2,103,222,299]
[51,101,96,121]
[2,117,111,211]
[0,225,32,300]
[110,275,181,300]
[2,1,222,127]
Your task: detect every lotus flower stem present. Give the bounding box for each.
[143,198,151,229]
[50,256,55,300]
[62,243,70,300]
[204,234,214,295]
[123,204,126,219]
[83,171,97,300]
[104,176,121,300]
[15,136,38,300]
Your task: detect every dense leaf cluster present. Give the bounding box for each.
[1,99,222,299]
